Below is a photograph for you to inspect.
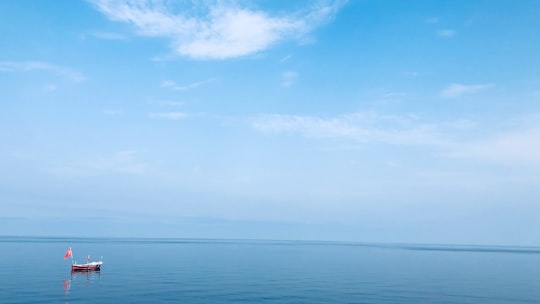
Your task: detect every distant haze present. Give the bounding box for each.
[1,0,539,246]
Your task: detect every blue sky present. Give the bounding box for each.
[1,0,539,245]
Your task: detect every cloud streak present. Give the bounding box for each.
[281,71,298,87]
[148,112,188,120]
[0,61,85,82]
[51,150,147,177]
[440,83,494,98]
[448,119,540,166]
[161,78,215,91]
[90,0,346,59]
[252,111,540,167]
[437,29,456,37]
[251,112,449,147]
[91,31,129,40]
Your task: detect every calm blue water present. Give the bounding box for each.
[0,237,539,303]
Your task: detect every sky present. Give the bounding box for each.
[1,0,539,246]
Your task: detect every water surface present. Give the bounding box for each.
[0,237,538,303]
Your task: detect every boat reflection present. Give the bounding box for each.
[62,279,71,294]
[63,271,101,294]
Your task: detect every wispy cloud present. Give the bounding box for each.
[89,150,147,175]
[448,118,540,166]
[159,101,185,106]
[425,17,439,23]
[281,71,298,87]
[91,31,129,40]
[440,83,494,98]
[148,112,188,120]
[0,61,86,82]
[402,71,421,77]
[279,54,293,63]
[251,112,449,147]
[252,111,540,167]
[380,92,408,99]
[437,29,456,37]
[90,0,346,59]
[51,150,147,177]
[161,78,215,91]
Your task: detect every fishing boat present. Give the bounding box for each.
[64,247,103,272]
[71,260,103,272]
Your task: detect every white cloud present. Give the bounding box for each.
[252,111,540,167]
[90,0,346,59]
[440,83,494,98]
[251,112,449,147]
[0,61,86,82]
[161,78,214,91]
[449,122,540,166]
[148,112,188,120]
[279,54,293,63]
[91,31,129,40]
[150,54,176,62]
[281,71,298,87]
[437,29,456,37]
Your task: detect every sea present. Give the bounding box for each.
[0,237,539,303]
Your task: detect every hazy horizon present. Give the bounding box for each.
[1,0,539,246]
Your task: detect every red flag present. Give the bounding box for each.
[87,255,91,262]
[64,247,72,260]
